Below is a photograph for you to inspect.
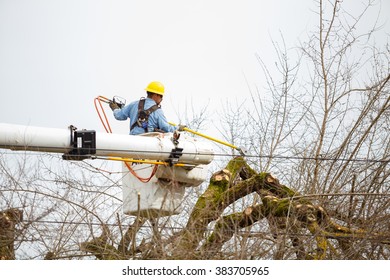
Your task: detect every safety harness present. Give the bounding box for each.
[130,97,161,133]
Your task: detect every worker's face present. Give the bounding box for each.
[154,93,163,105]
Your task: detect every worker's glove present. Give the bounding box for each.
[178,124,187,131]
[109,101,120,111]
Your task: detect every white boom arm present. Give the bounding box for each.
[0,123,214,165]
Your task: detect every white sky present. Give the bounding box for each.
[0,0,389,136]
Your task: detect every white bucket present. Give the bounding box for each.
[122,163,208,218]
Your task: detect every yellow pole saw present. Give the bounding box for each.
[169,122,246,156]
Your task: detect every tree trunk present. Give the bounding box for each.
[79,157,390,260]
[0,208,23,260]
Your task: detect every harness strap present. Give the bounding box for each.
[130,98,161,132]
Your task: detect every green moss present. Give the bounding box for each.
[225,157,245,174]
[80,239,123,260]
[225,157,257,179]
[307,222,327,260]
[262,196,294,217]
[209,177,230,193]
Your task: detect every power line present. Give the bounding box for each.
[244,154,390,164]
[1,148,388,164]
[19,219,390,243]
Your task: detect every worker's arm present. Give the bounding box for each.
[113,104,131,121]
[149,110,176,133]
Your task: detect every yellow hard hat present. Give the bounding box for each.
[145,81,165,96]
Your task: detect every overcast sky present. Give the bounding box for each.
[0,0,389,137]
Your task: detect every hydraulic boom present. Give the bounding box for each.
[0,123,214,165]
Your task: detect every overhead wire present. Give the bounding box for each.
[18,218,390,243]
[1,147,388,164]
[65,95,390,165]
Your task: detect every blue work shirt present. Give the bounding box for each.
[113,97,176,135]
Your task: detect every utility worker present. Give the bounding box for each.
[110,81,184,135]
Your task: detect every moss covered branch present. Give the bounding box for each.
[80,157,389,260]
